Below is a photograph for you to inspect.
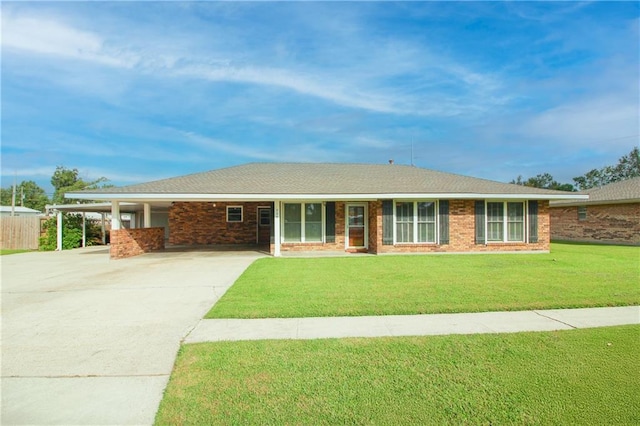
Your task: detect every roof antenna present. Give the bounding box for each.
[410,141,414,167]
[388,159,394,165]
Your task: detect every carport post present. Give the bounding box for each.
[101,213,106,244]
[144,203,151,228]
[82,212,86,247]
[273,201,281,257]
[111,200,121,230]
[56,210,63,251]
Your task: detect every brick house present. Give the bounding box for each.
[550,177,640,245]
[68,163,586,259]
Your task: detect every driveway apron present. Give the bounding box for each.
[1,247,262,425]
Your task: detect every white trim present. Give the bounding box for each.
[226,205,243,222]
[393,200,438,245]
[345,203,368,250]
[66,192,589,202]
[273,202,281,256]
[485,200,526,243]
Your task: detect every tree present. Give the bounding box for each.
[573,147,640,190]
[0,180,50,211]
[51,166,108,204]
[511,173,575,191]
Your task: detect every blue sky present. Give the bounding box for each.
[2,1,638,196]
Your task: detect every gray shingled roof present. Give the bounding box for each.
[550,176,640,206]
[68,162,582,199]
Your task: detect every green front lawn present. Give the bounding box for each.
[155,325,640,425]
[207,243,640,318]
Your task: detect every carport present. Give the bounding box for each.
[45,202,170,251]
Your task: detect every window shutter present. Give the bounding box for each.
[528,200,538,243]
[325,202,336,243]
[475,201,485,244]
[382,200,393,245]
[438,200,449,245]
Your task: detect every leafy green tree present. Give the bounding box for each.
[511,173,575,191]
[51,166,108,204]
[573,147,640,190]
[0,180,50,211]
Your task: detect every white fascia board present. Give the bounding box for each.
[66,192,589,201]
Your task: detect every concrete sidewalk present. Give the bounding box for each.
[185,306,640,343]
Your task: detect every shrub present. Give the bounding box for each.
[39,214,103,251]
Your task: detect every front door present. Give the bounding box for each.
[257,206,271,245]
[346,204,367,249]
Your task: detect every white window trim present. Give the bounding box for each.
[226,205,243,222]
[393,200,439,245]
[485,200,526,243]
[281,202,325,243]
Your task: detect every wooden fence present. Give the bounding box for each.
[0,216,41,250]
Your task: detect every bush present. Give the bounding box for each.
[39,214,103,251]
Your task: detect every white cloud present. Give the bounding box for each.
[1,11,138,68]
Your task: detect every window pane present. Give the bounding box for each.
[396,202,413,243]
[417,202,435,243]
[227,207,242,222]
[487,202,504,241]
[507,202,524,241]
[284,204,301,242]
[305,203,322,242]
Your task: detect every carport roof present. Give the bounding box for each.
[66,162,588,201]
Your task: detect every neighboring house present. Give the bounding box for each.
[67,163,586,259]
[550,177,640,245]
[0,206,43,216]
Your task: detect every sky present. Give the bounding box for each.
[1,1,639,196]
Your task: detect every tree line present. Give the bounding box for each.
[1,166,109,212]
[511,147,639,191]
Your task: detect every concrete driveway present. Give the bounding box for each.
[1,246,263,425]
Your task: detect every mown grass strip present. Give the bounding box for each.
[156,325,640,425]
[207,243,640,318]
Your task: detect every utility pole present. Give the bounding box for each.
[11,175,16,216]
[20,186,24,207]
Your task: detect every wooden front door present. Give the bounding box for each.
[346,204,367,249]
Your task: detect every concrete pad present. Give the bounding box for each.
[1,376,167,426]
[536,306,640,328]
[1,247,263,425]
[297,316,391,339]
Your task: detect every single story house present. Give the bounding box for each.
[67,163,587,259]
[550,177,640,245]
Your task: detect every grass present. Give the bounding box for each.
[207,243,640,318]
[155,325,640,425]
[0,249,31,256]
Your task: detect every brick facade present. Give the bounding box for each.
[372,200,550,254]
[550,203,640,245]
[169,201,268,246]
[110,227,165,259]
[167,199,551,255]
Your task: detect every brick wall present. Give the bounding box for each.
[550,203,640,245]
[110,227,164,259]
[376,200,550,254]
[169,202,264,245]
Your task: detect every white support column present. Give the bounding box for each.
[144,203,151,228]
[56,211,63,251]
[111,200,121,230]
[101,213,106,245]
[82,212,86,247]
[130,213,137,229]
[273,201,281,257]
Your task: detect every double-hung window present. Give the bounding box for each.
[395,201,437,243]
[283,203,323,242]
[486,201,525,242]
